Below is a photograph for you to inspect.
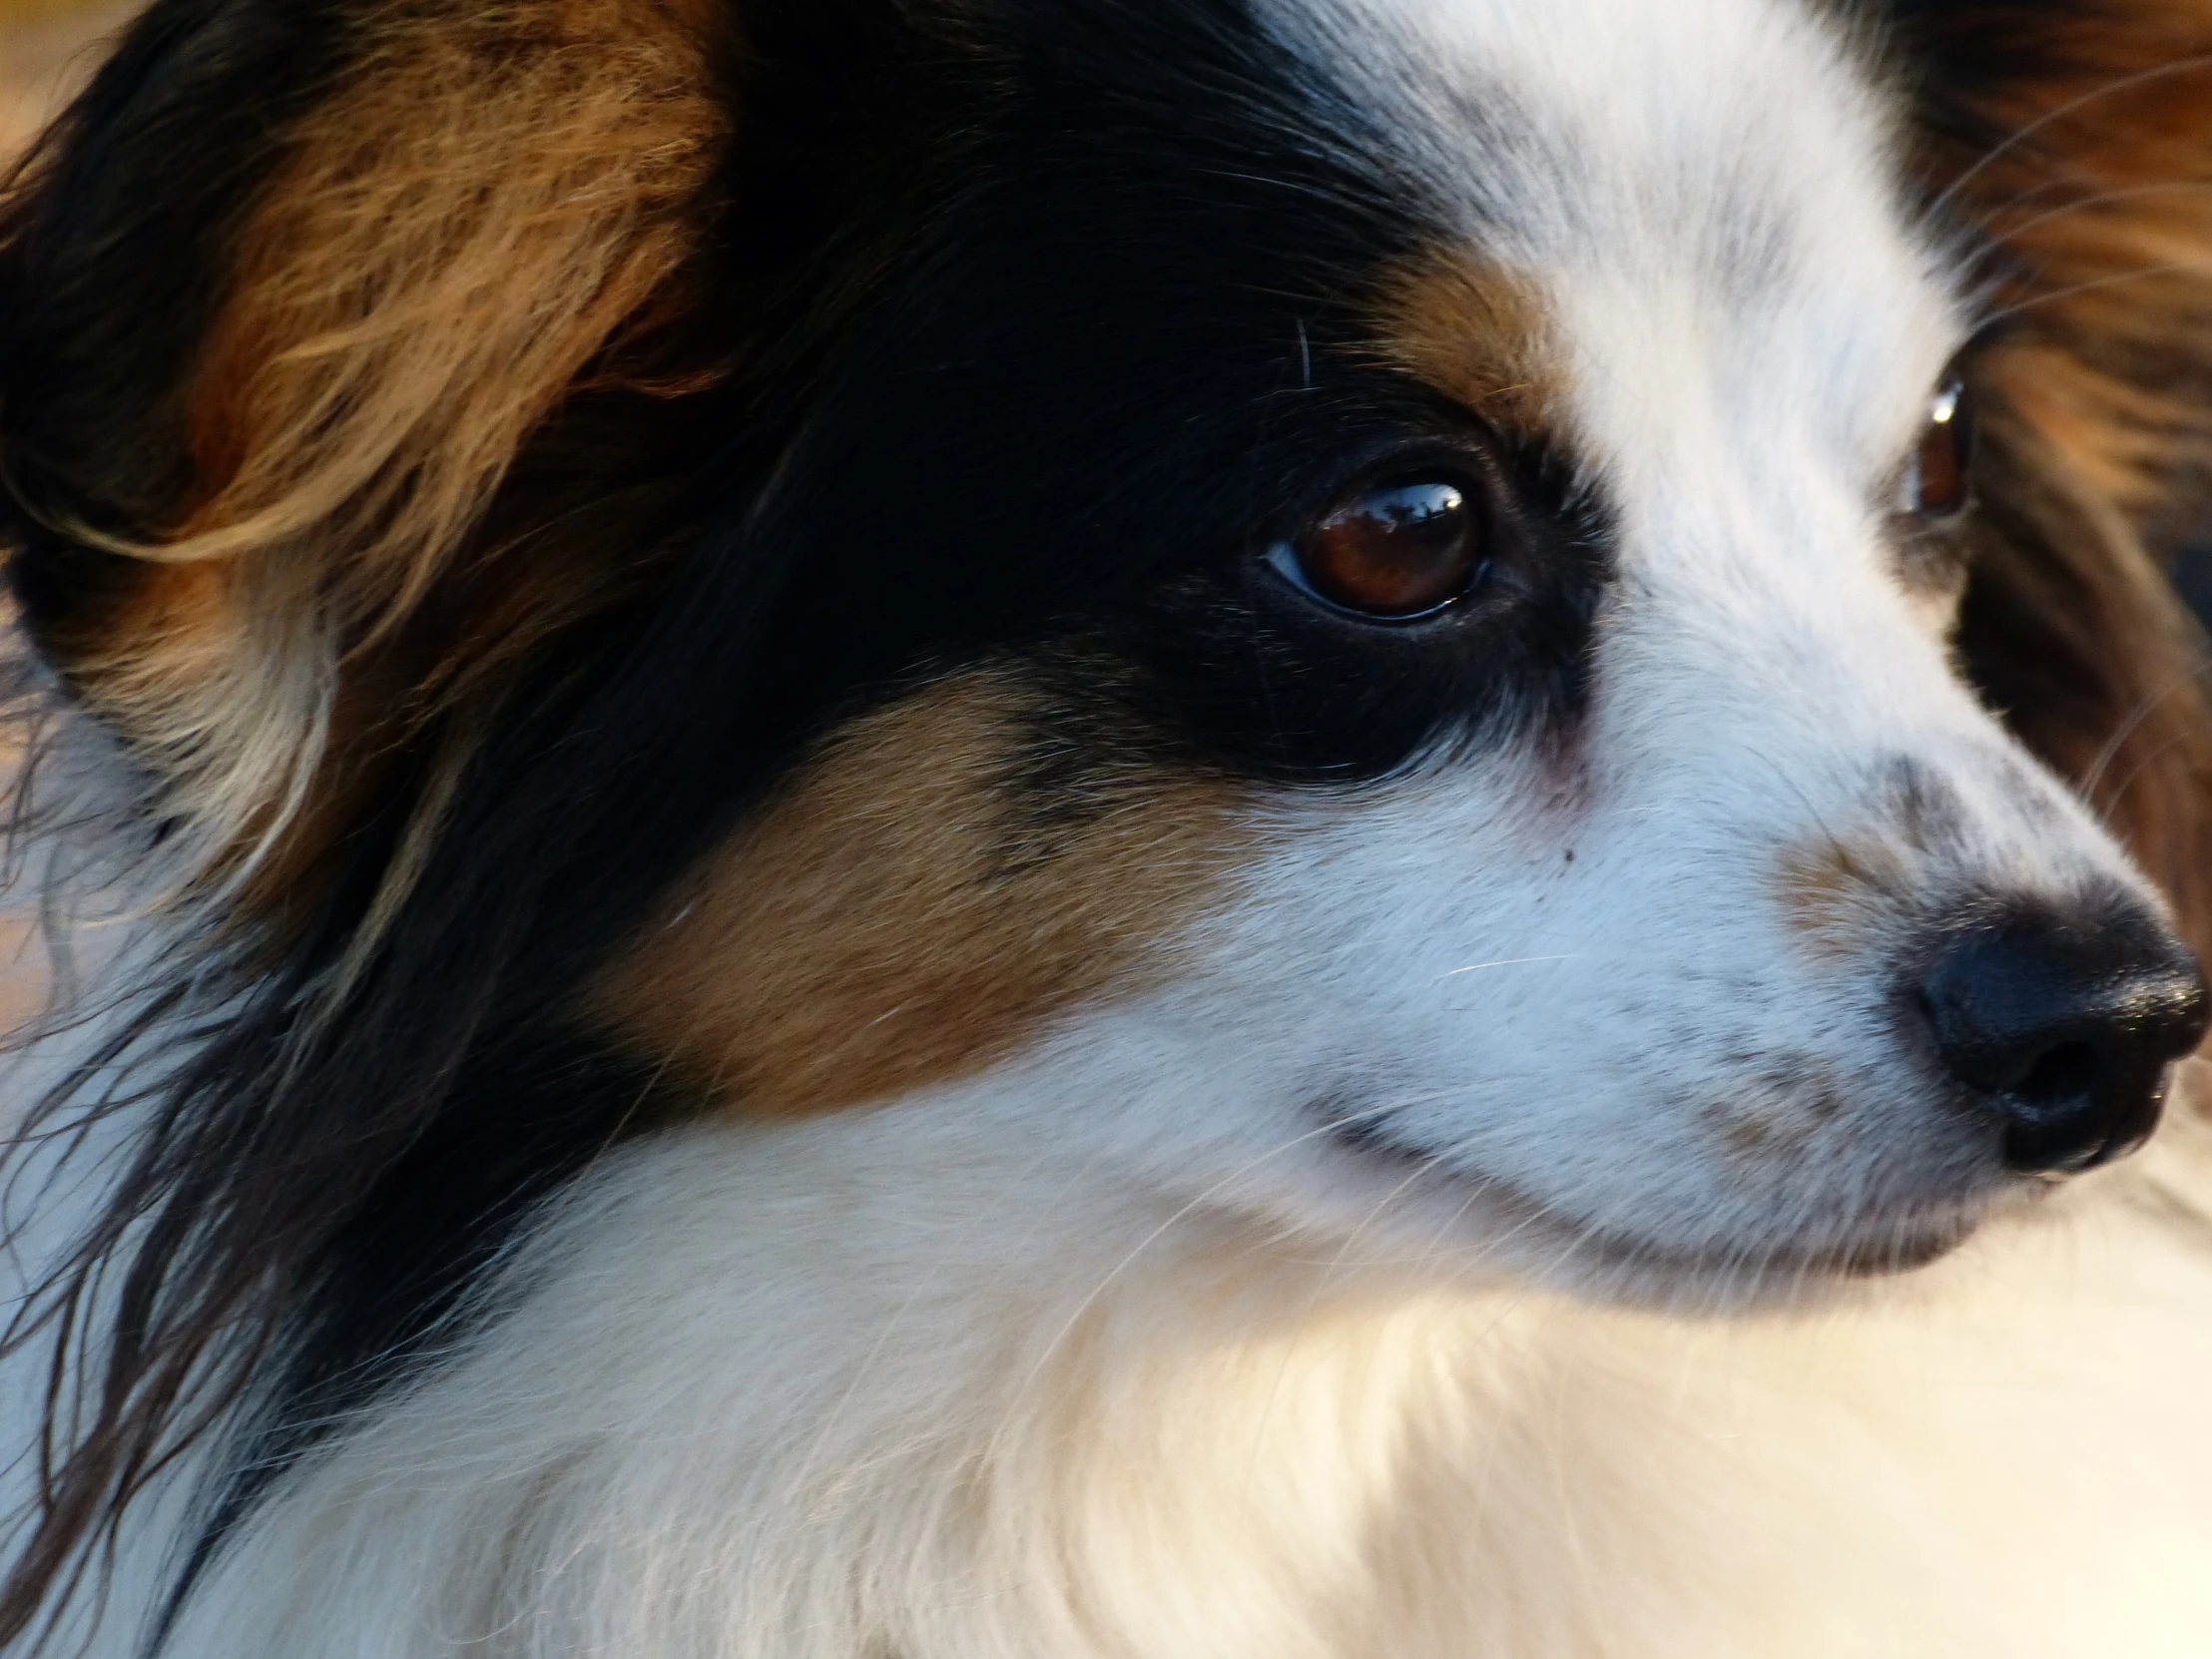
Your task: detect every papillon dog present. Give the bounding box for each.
[5,0,2212,1652]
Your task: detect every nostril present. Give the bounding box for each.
[2009,1039,2102,1109]
[1912,898,2208,1177]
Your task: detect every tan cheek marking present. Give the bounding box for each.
[591,672,1255,1117]
[1366,251,1562,436]
[1773,834,1915,961]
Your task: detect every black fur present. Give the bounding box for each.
[0,0,1613,1639]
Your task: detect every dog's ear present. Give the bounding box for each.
[0,0,731,907]
[1891,2,2212,952]
[0,1,737,1638]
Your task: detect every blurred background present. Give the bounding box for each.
[1,0,124,157]
[0,0,121,1032]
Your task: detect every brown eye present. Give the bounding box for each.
[1272,477,1487,620]
[1901,379,1975,520]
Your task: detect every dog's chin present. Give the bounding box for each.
[1321,1117,1992,1312]
[1527,1211,1984,1312]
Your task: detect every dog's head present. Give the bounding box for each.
[5,0,2212,1633]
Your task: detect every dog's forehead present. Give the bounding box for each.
[1269,0,1965,484]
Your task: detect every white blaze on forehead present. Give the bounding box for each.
[1268,0,1965,507]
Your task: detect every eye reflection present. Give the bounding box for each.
[1272,476,1488,621]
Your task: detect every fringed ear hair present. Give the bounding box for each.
[0,0,733,1641]
[2,0,729,916]
[1892,0,2212,955]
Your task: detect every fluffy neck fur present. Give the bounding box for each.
[127,1073,2212,1659]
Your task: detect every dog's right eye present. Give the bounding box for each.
[1268,476,1489,621]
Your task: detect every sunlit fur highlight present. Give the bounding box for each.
[59,0,727,900]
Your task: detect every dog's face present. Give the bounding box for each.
[8,0,2212,1625]
[1147,0,2198,1288]
[578,0,2203,1298]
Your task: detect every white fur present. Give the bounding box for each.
[21,0,2212,1652]
[152,1075,2212,1659]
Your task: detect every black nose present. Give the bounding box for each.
[1917,903,2208,1174]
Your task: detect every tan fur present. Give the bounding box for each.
[1367,254,1559,436]
[593,671,1252,1116]
[71,0,727,894]
[1773,832,1913,960]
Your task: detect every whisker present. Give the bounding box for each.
[2092,724,2208,822]
[1978,178,2212,257]
[1975,261,2202,327]
[1927,52,2212,228]
[2078,655,2212,803]
[997,1102,1418,1429]
[1434,953,1577,981]
[1239,1151,1439,1484]
[1407,1175,1487,1277]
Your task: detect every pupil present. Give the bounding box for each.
[1919,430,1961,511]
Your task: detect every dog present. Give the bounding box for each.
[5,0,2212,1651]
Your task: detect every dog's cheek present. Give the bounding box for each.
[588,668,1259,1118]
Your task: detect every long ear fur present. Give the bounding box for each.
[0,0,732,1641]
[1894,0,2212,953]
[4,0,728,902]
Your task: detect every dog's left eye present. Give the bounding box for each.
[1900,379,1975,520]
[1268,476,1488,621]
